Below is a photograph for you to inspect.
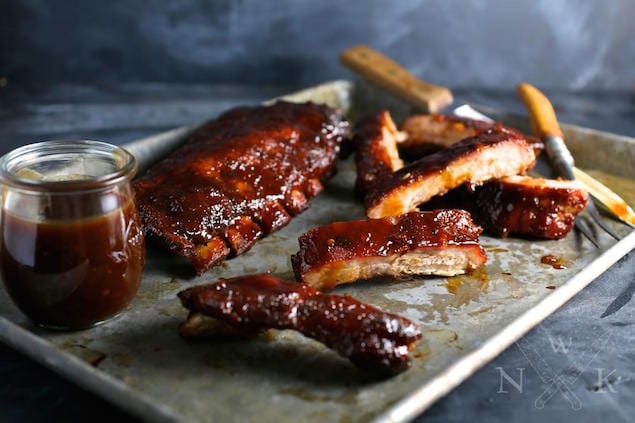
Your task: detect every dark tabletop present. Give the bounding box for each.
[0,83,633,422]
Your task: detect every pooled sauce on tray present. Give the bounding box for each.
[540,254,566,269]
[0,198,145,329]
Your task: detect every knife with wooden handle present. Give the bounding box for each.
[517,82,635,229]
[516,83,573,179]
[340,45,635,227]
[340,45,453,113]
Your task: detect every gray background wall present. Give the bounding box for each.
[2,0,634,91]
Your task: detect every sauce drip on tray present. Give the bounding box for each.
[540,254,567,269]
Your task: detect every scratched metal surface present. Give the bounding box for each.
[0,81,634,423]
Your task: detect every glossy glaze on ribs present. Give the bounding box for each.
[365,127,537,218]
[134,101,349,274]
[422,176,589,239]
[353,110,404,196]
[178,273,422,375]
[292,210,487,290]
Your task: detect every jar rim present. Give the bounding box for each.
[0,140,137,193]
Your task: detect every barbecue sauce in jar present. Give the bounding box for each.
[0,141,145,330]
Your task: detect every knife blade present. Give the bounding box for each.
[340,45,635,228]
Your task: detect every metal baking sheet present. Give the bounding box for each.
[1,80,634,423]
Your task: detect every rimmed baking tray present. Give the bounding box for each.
[1,80,634,423]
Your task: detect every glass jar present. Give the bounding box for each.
[0,140,145,330]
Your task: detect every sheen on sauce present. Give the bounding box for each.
[0,198,145,329]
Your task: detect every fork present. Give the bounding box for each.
[517,83,623,247]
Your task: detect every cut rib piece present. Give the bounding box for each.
[134,101,349,274]
[291,210,487,290]
[365,128,537,218]
[400,114,493,158]
[422,176,589,239]
[353,110,405,196]
[178,273,422,375]
[399,114,543,160]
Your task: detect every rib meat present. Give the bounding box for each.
[422,176,589,239]
[134,101,349,274]
[292,210,487,290]
[365,127,537,218]
[178,273,422,374]
[399,114,543,159]
[399,114,493,158]
[353,110,404,196]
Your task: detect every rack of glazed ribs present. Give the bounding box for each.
[134,101,349,275]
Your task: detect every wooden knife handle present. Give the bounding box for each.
[340,45,453,113]
[516,82,564,139]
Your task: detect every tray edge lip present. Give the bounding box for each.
[0,316,181,423]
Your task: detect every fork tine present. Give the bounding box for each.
[585,201,622,241]
[575,217,601,248]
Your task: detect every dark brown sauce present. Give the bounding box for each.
[0,199,145,329]
[540,254,567,269]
